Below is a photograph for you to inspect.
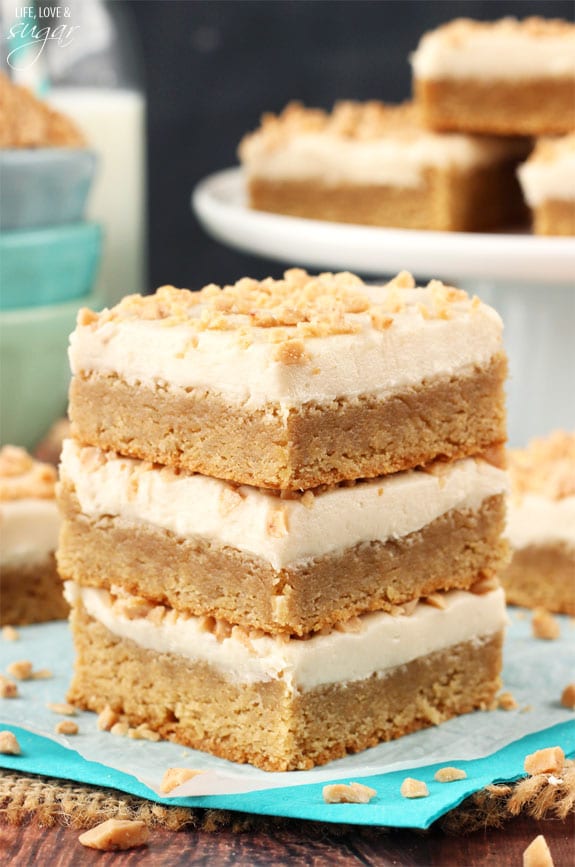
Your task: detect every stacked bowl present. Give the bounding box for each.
[0,142,102,450]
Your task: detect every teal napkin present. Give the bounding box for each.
[1,612,573,828]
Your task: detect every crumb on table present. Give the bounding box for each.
[524,746,565,776]
[0,731,21,755]
[78,819,149,851]
[532,608,560,640]
[523,833,555,867]
[322,782,377,804]
[400,777,429,798]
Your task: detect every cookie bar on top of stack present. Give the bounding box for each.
[503,430,575,615]
[240,101,528,232]
[411,17,575,136]
[1,446,67,625]
[59,269,508,771]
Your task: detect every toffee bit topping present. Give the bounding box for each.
[266,507,289,538]
[560,683,575,709]
[300,490,315,509]
[434,767,467,783]
[76,269,476,352]
[531,608,561,641]
[6,660,33,681]
[508,430,575,501]
[523,834,555,867]
[470,575,500,595]
[424,593,447,610]
[160,767,206,794]
[400,777,429,799]
[527,133,575,165]
[0,445,57,501]
[46,702,77,716]
[334,617,363,634]
[498,691,519,711]
[0,71,85,148]
[524,746,565,776]
[78,819,149,851]
[423,16,574,47]
[97,706,119,731]
[55,720,79,736]
[0,731,21,755]
[273,338,309,365]
[0,677,18,698]
[322,782,377,804]
[240,100,431,155]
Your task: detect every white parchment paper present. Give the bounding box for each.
[1,609,573,798]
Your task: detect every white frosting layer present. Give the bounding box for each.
[67,582,507,690]
[518,151,575,206]
[69,285,503,410]
[60,440,507,570]
[507,494,575,549]
[242,132,524,187]
[412,26,575,80]
[0,499,61,566]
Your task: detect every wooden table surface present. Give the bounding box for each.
[2,813,573,866]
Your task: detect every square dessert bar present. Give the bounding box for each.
[239,101,528,231]
[0,446,67,625]
[58,440,509,636]
[412,17,575,136]
[65,582,506,771]
[68,270,507,491]
[503,431,575,615]
[518,135,575,236]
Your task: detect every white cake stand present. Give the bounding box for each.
[192,168,575,446]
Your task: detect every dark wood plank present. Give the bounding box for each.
[1,814,573,867]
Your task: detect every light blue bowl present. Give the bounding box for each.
[0,223,102,311]
[0,148,97,230]
[0,294,101,450]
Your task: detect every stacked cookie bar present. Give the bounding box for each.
[503,430,575,615]
[58,269,509,770]
[1,446,67,625]
[412,17,575,236]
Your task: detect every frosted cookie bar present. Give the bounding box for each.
[58,440,509,636]
[518,135,575,236]
[0,446,67,625]
[64,581,506,771]
[412,18,575,136]
[239,101,528,231]
[502,431,575,615]
[68,270,507,491]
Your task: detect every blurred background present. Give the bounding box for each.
[131,0,573,289]
[1,0,573,450]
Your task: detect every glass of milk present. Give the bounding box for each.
[45,0,147,306]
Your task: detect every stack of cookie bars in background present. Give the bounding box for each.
[58,268,510,771]
[240,17,575,237]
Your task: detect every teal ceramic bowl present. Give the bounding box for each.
[0,223,102,311]
[0,148,97,230]
[0,294,101,450]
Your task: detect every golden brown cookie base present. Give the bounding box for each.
[415,77,575,136]
[248,163,526,232]
[58,487,508,635]
[532,199,575,236]
[501,542,575,615]
[1,554,68,625]
[67,602,503,771]
[69,354,507,491]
